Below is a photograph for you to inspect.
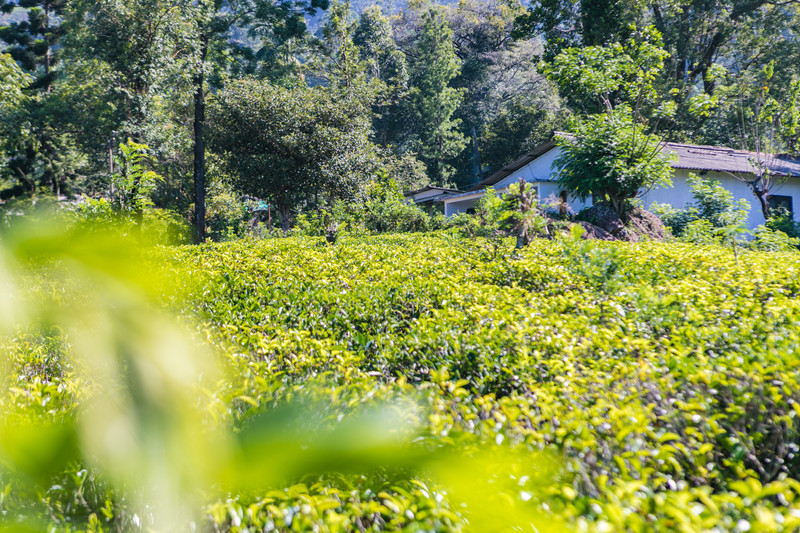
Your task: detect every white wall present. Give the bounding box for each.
[493,148,561,189]
[643,170,800,230]
[443,147,588,216]
[442,180,590,217]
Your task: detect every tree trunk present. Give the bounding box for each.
[193,34,208,243]
[44,0,51,90]
[280,205,290,232]
[756,190,770,219]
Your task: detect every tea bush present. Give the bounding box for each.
[6,231,800,531]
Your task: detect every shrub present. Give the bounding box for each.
[205,181,251,241]
[10,231,800,531]
[306,174,445,236]
[766,206,800,240]
[750,225,800,251]
[652,173,750,241]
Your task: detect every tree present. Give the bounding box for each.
[444,0,559,187]
[554,107,673,215]
[353,5,408,147]
[314,0,366,89]
[514,0,645,59]
[0,0,91,200]
[406,6,466,185]
[649,0,797,96]
[479,98,560,177]
[0,0,66,90]
[0,53,30,110]
[208,78,377,230]
[720,62,799,218]
[547,28,675,215]
[188,0,328,242]
[543,26,671,117]
[0,53,31,181]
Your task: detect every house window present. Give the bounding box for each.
[768,195,793,216]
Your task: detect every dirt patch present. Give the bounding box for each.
[576,203,667,242]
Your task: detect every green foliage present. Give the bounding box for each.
[111,139,163,212]
[208,78,378,230]
[543,26,671,116]
[0,0,65,90]
[498,179,549,247]
[406,6,467,185]
[0,53,31,111]
[205,180,252,242]
[9,227,800,529]
[766,207,800,240]
[750,225,800,252]
[554,106,673,215]
[0,53,31,180]
[315,0,369,89]
[479,99,560,178]
[301,174,443,236]
[652,173,749,240]
[353,4,408,148]
[515,0,645,56]
[168,233,800,531]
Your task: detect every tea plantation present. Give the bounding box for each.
[5,233,800,531]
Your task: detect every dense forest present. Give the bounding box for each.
[1,0,798,239]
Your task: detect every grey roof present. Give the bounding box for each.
[473,135,800,191]
[403,185,461,197]
[665,143,800,176]
[469,140,557,191]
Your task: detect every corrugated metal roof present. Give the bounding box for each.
[474,135,800,191]
[469,140,557,191]
[665,143,800,176]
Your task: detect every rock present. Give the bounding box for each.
[576,202,667,242]
[576,221,615,241]
[625,207,668,241]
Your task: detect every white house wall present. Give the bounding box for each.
[642,170,800,230]
[444,144,800,228]
[442,180,591,217]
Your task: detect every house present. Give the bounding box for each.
[442,136,800,230]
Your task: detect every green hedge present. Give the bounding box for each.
[158,235,800,531]
[6,233,800,531]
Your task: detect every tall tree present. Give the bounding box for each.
[650,0,797,96]
[0,53,31,182]
[189,0,328,242]
[314,0,366,88]
[445,0,558,185]
[514,0,644,59]
[354,5,408,147]
[406,6,466,185]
